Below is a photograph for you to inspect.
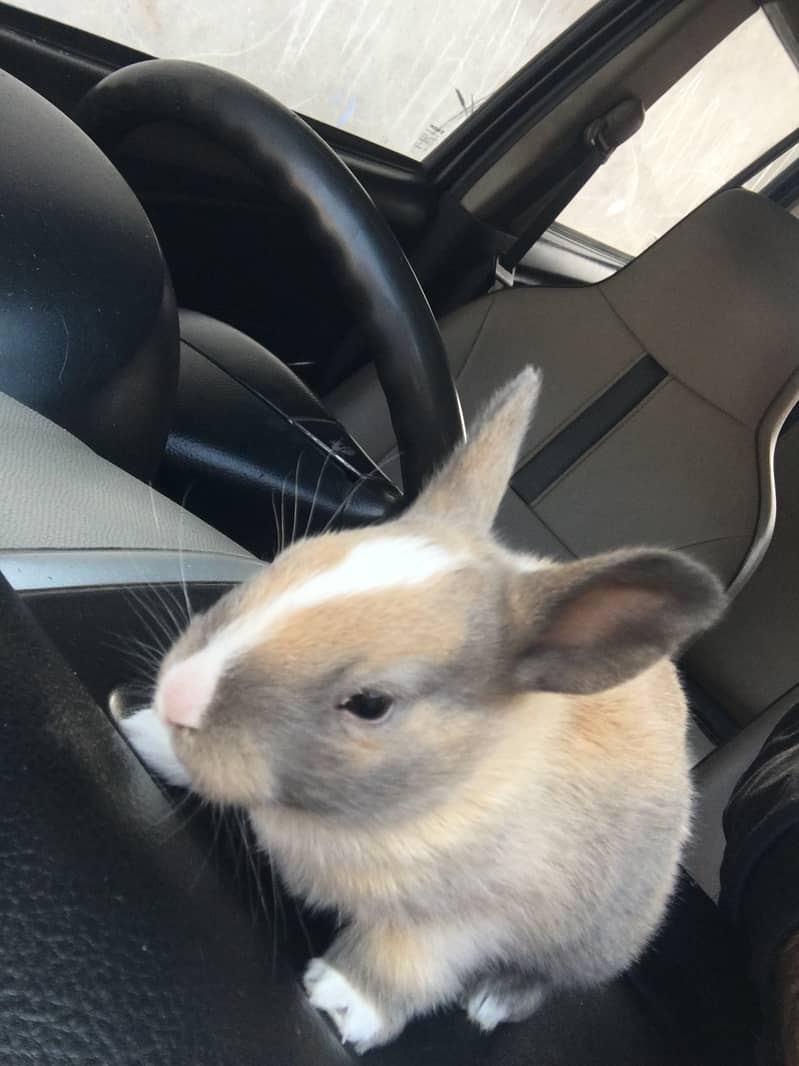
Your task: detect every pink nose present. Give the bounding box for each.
[157,654,217,729]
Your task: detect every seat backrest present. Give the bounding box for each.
[497,190,799,590]
[587,188,799,591]
[328,189,799,595]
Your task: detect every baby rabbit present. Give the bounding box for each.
[121,368,725,1052]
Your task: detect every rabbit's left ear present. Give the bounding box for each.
[508,549,726,695]
[410,367,541,532]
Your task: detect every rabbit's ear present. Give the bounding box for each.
[410,368,540,533]
[509,549,725,695]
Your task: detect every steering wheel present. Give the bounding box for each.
[75,59,464,499]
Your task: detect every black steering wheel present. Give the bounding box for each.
[75,59,464,499]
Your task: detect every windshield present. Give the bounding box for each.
[17,0,601,158]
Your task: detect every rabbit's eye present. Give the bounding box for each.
[338,690,394,721]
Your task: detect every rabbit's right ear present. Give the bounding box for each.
[509,549,726,695]
[409,367,541,533]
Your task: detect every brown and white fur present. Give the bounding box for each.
[121,369,725,1052]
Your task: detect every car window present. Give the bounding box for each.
[16,0,601,159]
[743,140,799,196]
[557,10,799,255]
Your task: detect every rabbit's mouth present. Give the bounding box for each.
[167,714,277,809]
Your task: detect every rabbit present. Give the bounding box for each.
[120,367,725,1053]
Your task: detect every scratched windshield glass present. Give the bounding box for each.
[18,0,600,158]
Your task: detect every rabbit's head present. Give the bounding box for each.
[152,369,724,820]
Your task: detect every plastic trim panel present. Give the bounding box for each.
[0,549,262,591]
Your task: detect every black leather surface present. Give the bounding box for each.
[23,581,232,709]
[75,59,465,497]
[0,69,178,481]
[1,571,757,1066]
[178,311,398,484]
[0,576,335,1066]
[157,317,400,557]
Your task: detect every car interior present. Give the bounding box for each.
[1,0,798,1061]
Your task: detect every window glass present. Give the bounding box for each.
[557,11,799,255]
[16,0,600,158]
[743,141,799,194]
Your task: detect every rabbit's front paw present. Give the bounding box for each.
[465,978,547,1031]
[118,706,192,788]
[467,989,512,1031]
[304,957,389,1053]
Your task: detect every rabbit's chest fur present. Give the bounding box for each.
[251,662,691,978]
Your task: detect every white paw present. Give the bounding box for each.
[467,991,511,1032]
[303,957,387,1053]
[119,706,192,788]
[466,983,546,1032]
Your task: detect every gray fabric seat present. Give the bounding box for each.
[327,189,799,593]
[0,391,260,591]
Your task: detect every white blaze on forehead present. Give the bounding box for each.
[157,535,464,725]
[219,535,463,658]
[274,535,460,615]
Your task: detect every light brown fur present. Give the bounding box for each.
[252,661,688,917]
[145,368,725,1051]
[258,579,469,674]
